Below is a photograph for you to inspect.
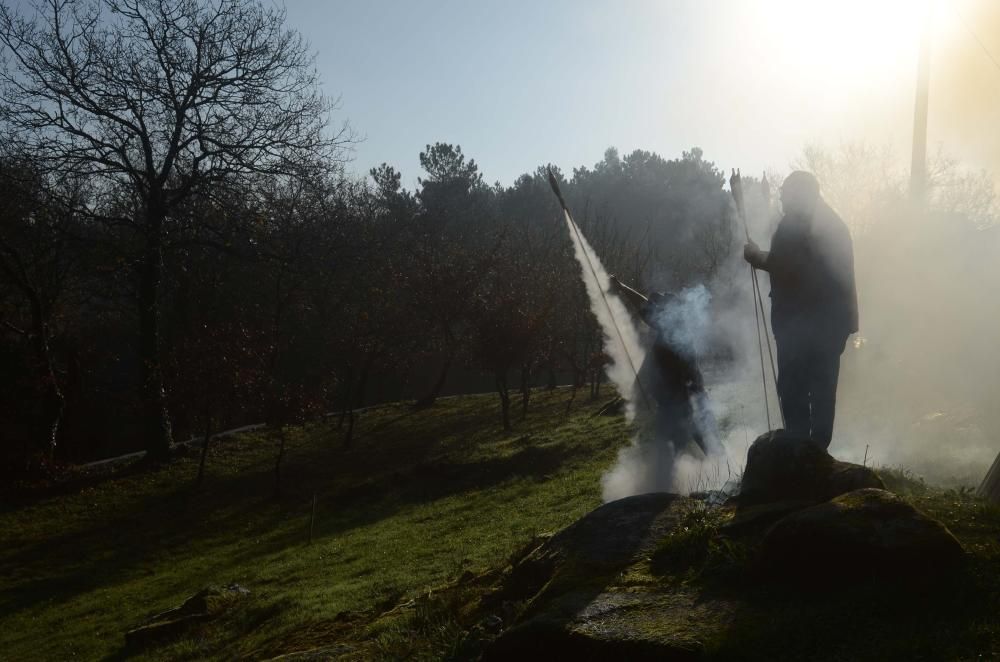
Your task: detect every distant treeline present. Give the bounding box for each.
[0,0,746,476]
[0,136,739,472]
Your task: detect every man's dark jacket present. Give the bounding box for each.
[765,200,858,345]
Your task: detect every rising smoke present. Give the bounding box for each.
[800,144,1000,486]
[710,154,999,489]
[599,283,742,502]
[562,207,744,501]
[573,144,999,501]
[561,209,646,418]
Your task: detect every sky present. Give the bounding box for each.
[283,0,1000,189]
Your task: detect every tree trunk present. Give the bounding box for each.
[28,295,63,463]
[566,383,578,413]
[337,365,354,430]
[343,352,375,449]
[520,363,531,418]
[273,427,286,499]
[138,205,172,461]
[337,365,352,431]
[344,409,356,448]
[396,364,410,402]
[545,339,558,390]
[355,352,375,409]
[496,370,511,432]
[195,415,212,488]
[413,356,451,409]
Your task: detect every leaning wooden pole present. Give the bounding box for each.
[546,168,653,414]
[730,169,783,430]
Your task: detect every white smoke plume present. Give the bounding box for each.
[600,283,738,502]
[593,177,788,502]
[583,147,999,501]
[653,284,713,359]
[562,210,646,418]
[562,208,720,499]
[601,435,681,501]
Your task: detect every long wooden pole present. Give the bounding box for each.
[910,8,932,204]
[547,168,654,413]
[731,169,783,430]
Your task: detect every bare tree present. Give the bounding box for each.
[0,162,80,468]
[0,0,350,460]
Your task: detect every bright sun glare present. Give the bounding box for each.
[755,0,933,89]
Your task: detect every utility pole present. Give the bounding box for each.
[909,6,932,204]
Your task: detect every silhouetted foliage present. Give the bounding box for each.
[0,0,350,462]
[0,39,750,478]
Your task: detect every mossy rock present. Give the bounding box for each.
[722,500,814,537]
[738,432,884,507]
[757,488,965,584]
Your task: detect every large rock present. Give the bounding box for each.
[485,493,736,660]
[738,432,884,507]
[758,488,965,582]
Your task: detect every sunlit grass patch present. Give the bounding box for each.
[0,388,628,660]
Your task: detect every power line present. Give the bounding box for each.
[952,4,1000,79]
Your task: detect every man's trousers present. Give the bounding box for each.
[774,329,847,448]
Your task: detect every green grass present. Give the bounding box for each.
[0,389,630,661]
[5,390,1000,661]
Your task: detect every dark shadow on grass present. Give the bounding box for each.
[0,402,594,622]
[0,455,155,516]
[224,439,599,566]
[0,389,612,661]
[0,394,493,517]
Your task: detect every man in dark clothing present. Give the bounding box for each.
[609,276,712,456]
[744,171,858,447]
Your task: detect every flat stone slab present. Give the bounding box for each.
[499,493,700,603]
[486,493,737,660]
[485,588,736,661]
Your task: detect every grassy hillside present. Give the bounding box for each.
[0,389,629,660]
[3,388,1000,660]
